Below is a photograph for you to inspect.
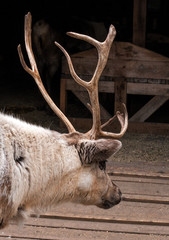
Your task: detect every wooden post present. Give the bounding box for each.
[114,78,127,114]
[133,0,147,47]
[60,78,67,114]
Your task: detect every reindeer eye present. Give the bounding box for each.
[98,160,107,171]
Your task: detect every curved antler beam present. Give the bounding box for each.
[18,12,76,134]
[54,41,89,88]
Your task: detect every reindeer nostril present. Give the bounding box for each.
[118,188,122,197]
[115,188,122,203]
[115,197,121,205]
[0,219,4,228]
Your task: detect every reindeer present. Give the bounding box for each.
[0,12,128,229]
[32,19,63,96]
[32,17,107,97]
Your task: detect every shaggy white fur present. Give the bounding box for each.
[0,112,122,228]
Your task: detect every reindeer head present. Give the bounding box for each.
[17,13,128,210]
[67,138,121,209]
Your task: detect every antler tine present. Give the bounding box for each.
[66,25,116,88]
[87,25,117,139]
[100,104,128,139]
[17,12,76,134]
[55,25,116,139]
[67,24,116,51]
[54,41,89,89]
[70,26,128,139]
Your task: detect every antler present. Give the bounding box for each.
[17,12,76,133]
[18,12,128,140]
[55,26,128,139]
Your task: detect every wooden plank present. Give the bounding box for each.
[127,82,169,96]
[1,222,169,240]
[38,201,169,224]
[111,41,169,61]
[107,161,169,178]
[108,162,169,203]
[114,78,127,113]
[133,0,147,47]
[111,181,169,203]
[111,175,169,185]
[67,117,169,135]
[65,78,169,96]
[66,79,115,93]
[112,179,169,203]
[60,78,67,114]
[62,41,169,80]
[66,42,169,61]
[123,194,169,204]
[63,58,169,80]
[128,122,169,135]
[129,95,169,122]
[28,216,169,236]
[0,238,35,240]
[106,59,169,80]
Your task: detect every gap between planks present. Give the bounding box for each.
[30,200,169,227]
[30,214,169,227]
[109,171,169,180]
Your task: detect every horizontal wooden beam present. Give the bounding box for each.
[65,79,169,96]
[65,117,169,135]
[63,59,169,80]
[62,40,169,81]
[127,82,169,96]
[128,122,169,135]
[66,79,115,93]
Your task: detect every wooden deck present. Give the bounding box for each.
[1,161,169,239]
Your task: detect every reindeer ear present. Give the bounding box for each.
[76,139,122,165]
[92,139,122,162]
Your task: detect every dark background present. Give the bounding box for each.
[0,0,169,124]
[1,0,169,82]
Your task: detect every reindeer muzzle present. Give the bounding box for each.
[98,182,122,209]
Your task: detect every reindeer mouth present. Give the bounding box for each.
[97,188,122,209]
[98,198,121,209]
